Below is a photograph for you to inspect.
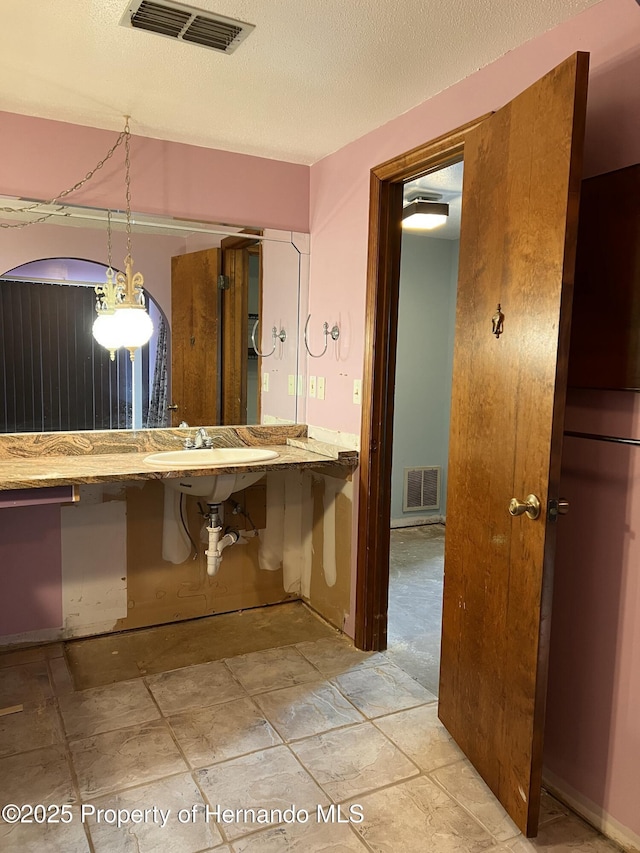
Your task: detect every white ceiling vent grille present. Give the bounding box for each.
[403,466,441,512]
[121,1,255,54]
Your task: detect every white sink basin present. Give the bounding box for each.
[144,447,279,502]
[145,447,279,467]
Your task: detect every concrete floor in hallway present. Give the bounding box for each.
[0,579,621,851]
[386,523,446,697]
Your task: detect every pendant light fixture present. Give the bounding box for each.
[92,210,123,360]
[93,117,153,361]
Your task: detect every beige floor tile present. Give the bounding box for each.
[58,680,160,739]
[508,813,622,852]
[351,774,495,853]
[146,660,246,715]
[433,759,521,842]
[86,772,224,852]
[331,660,436,718]
[295,636,383,677]
[225,647,319,695]
[48,657,75,696]
[69,720,188,798]
[0,813,90,853]
[0,660,53,709]
[168,696,281,768]
[0,745,76,807]
[290,722,419,802]
[254,680,364,741]
[232,819,368,851]
[195,745,329,840]
[539,791,569,825]
[374,703,464,771]
[0,700,64,757]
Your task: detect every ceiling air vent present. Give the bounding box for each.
[121,0,255,54]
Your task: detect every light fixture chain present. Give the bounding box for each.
[106,209,113,270]
[124,118,132,258]
[0,123,128,230]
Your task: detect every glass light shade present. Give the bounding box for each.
[92,307,153,360]
[402,212,448,230]
[92,312,122,360]
[402,200,449,231]
[113,307,154,349]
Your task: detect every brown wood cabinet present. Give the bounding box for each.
[568,163,640,389]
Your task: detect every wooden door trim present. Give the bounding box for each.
[355,114,491,651]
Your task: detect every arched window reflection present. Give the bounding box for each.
[0,258,168,432]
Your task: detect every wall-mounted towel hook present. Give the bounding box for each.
[251,319,286,357]
[304,314,340,358]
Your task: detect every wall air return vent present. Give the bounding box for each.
[121,0,255,54]
[403,466,441,512]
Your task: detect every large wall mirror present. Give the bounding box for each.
[0,199,309,432]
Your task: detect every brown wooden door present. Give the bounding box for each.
[221,247,249,425]
[439,52,589,837]
[170,247,220,426]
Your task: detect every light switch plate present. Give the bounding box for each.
[353,378,362,405]
[317,377,325,400]
[309,376,317,398]
[288,375,295,396]
[262,372,269,392]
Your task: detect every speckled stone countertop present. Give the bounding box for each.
[0,425,358,491]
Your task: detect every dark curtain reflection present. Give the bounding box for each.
[145,313,168,428]
[0,279,143,432]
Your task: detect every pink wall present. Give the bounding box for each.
[0,505,62,635]
[306,0,640,840]
[0,111,309,232]
[545,390,640,838]
[306,0,640,435]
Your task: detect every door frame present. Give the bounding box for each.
[354,114,491,651]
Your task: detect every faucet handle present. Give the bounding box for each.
[203,436,214,448]
[184,436,195,449]
[178,421,189,428]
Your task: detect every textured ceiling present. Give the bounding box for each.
[2,0,601,165]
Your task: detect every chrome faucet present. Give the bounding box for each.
[182,427,213,449]
[194,427,213,449]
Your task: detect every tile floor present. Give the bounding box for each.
[386,523,446,696]
[0,626,622,853]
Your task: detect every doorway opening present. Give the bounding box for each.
[354,115,485,654]
[386,161,462,696]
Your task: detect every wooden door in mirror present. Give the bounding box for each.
[568,163,640,389]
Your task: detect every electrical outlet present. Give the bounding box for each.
[353,378,362,405]
[288,375,295,396]
[317,377,325,400]
[309,375,317,398]
[262,372,269,392]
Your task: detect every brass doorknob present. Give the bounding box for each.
[509,494,541,520]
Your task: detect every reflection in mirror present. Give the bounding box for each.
[0,258,168,431]
[0,201,308,432]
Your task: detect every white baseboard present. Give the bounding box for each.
[543,769,640,853]
[391,515,445,529]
